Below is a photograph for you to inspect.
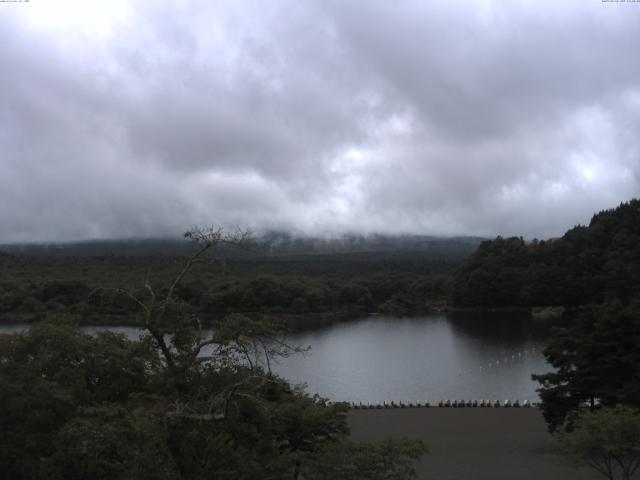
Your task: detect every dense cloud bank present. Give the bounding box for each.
[1,0,639,242]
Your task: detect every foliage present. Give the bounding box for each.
[452,198,640,307]
[556,406,640,480]
[0,322,160,479]
[0,228,428,479]
[0,246,456,326]
[533,301,640,431]
[449,199,640,435]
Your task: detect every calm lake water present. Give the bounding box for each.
[0,312,552,403]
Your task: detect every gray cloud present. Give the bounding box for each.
[1,0,639,243]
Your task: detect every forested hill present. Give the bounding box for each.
[451,199,640,307]
[0,233,483,261]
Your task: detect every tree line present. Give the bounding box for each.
[452,199,640,308]
[0,229,428,479]
[451,199,640,479]
[0,252,454,326]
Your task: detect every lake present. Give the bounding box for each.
[0,311,552,403]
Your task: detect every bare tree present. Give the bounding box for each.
[104,227,305,424]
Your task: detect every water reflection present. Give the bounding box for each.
[0,313,553,402]
[273,313,552,402]
[447,309,549,344]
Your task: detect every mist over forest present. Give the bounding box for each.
[0,232,484,260]
[2,1,640,479]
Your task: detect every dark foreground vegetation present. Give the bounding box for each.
[3,199,640,478]
[450,200,640,439]
[450,199,640,478]
[0,320,426,480]
[0,230,427,479]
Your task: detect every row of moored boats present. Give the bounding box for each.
[344,399,535,409]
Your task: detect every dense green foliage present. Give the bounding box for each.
[0,252,455,326]
[556,406,640,480]
[0,321,400,479]
[533,301,640,432]
[452,199,640,307]
[0,232,428,479]
[453,199,640,434]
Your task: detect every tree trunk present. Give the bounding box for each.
[293,459,301,480]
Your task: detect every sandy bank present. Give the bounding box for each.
[348,408,600,480]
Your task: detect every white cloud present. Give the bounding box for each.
[0,0,639,242]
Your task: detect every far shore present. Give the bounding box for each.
[0,305,566,330]
[348,408,599,480]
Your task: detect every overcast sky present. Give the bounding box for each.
[1,0,639,243]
